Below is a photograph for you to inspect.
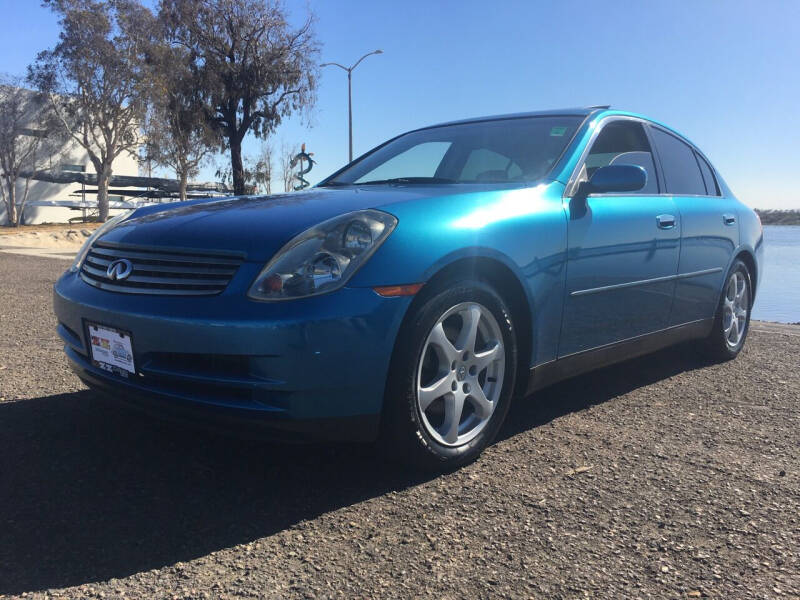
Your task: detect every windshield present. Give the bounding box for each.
[322,115,583,186]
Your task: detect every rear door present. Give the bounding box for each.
[559,119,681,356]
[648,127,738,325]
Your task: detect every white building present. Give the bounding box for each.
[1,144,140,225]
[1,85,142,225]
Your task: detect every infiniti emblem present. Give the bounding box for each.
[106,258,133,281]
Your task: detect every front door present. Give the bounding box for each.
[559,119,681,356]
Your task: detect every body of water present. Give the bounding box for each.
[751,225,800,323]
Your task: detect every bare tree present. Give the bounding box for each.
[251,142,273,195]
[29,0,152,221]
[280,142,298,193]
[0,77,63,226]
[160,0,319,196]
[141,30,216,202]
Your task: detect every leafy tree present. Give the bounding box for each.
[29,0,152,221]
[142,39,216,202]
[0,76,64,226]
[160,0,319,195]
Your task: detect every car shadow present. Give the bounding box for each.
[0,343,706,594]
[498,342,707,442]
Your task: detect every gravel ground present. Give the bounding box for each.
[0,252,798,599]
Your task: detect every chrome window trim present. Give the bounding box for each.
[563,115,725,199]
[563,115,657,198]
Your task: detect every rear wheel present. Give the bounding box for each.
[702,259,752,361]
[382,280,518,470]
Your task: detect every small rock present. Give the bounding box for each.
[660,565,669,573]
[565,465,594,477]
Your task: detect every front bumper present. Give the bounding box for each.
[54,268,413,442]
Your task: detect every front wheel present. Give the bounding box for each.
[702,259,752,361]
[382,280,518,470]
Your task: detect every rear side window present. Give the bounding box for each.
[650,128,706,195]
[582,120,659,194]
[695,152,719,196]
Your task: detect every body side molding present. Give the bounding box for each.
[570,268,723,297]
[525,318,714,395]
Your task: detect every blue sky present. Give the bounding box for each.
[1,0,798,208]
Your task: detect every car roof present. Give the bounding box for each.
[426,107,606,129]
[424,107,700,153]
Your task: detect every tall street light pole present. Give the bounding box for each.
[321,49,383,163]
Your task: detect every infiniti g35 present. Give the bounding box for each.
[54,107,764,469]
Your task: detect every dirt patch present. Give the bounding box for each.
[0,252,798,599]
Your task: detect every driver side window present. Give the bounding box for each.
[578,120,660,194]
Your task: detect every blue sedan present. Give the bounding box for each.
[54,107,764,469]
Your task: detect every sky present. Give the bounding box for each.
[1,0,798,208]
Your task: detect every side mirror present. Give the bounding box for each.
[582,164,647,195]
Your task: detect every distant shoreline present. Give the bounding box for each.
[755,209,800,226]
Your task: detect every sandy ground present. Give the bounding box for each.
[0,224,98,248]
[0,224,99,261]
[0,252,798,599]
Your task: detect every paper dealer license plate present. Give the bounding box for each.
[87,322,136,376]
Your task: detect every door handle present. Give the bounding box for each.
[656,214,676,229]
[723,213,737,226]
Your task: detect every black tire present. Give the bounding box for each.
[381,279,518,471]
[702,259,752,361]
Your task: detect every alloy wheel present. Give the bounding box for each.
[416,302,505,447]
[723,270,749,348]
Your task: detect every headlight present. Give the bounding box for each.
[69,210,134,272]
[248,209,397,301]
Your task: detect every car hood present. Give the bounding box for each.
[98,184,529,262]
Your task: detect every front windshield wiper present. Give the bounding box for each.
[317,180,352,187]
[352,177,459,186]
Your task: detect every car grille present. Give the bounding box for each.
[80,241,245,296]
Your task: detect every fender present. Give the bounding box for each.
[351,182,570,367]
